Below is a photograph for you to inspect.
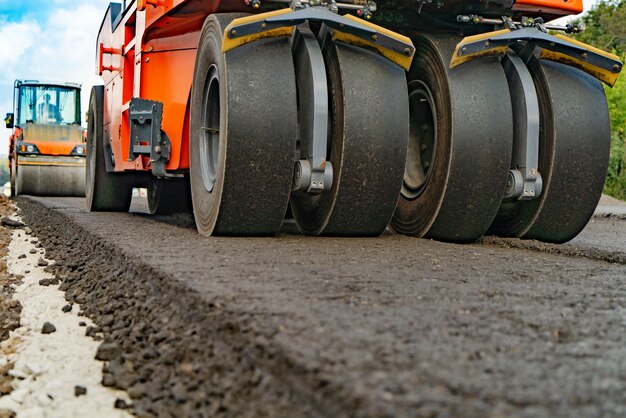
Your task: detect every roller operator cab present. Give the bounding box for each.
[6,80,86,197]
[89,0,622,242]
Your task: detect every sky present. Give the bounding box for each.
[0,0,111,154]
[0,0,599,154]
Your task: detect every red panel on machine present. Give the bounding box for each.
[514,0,584,15]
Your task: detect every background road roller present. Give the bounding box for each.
[6,80,86,197]
[90,0,622,242]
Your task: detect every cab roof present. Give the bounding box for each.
[14,80,81,89]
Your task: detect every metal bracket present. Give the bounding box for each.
[458,14,582,34]
[502,53,542,201]
[227,7,411,55]
[128,98,179,178]
[452,26,622,86]
[223,6,414,69]
[291,25,333,194]
[455,27,619,73]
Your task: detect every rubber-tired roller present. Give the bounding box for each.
[89,0,621,242]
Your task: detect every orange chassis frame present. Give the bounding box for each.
[97,0,229,174]
[96,0,583,175]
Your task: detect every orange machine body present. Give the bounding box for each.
[97,0,227,173]
[513,0,583,16]
[17,123,84,155]
[97,0,583,175]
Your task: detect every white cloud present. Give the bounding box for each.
[0,1,110,153]
[0,20,41,72]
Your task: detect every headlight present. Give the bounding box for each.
[17,142,40,154]
[71,145,86,156]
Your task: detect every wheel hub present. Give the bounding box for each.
[200,65,220,193]
[402,81,436,200]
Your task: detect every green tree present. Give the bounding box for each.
[571,0,626,199]
[0,157,9,186]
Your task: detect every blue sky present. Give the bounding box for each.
[0,0,111,154]
[0,0,598,154]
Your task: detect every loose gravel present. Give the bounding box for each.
[0,217,131,417]
[0,197,22,410]
[12,196,626,418]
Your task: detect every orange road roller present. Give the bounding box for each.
[6,80,86,197]
[89,0,622,242]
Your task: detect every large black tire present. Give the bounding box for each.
[147,176,193,215]
[290,39,408,236]
[86,86,134,212]
[391,34,513,242]
[189,14,297,236]
[489,59,611,243]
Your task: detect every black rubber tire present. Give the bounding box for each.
[86,86,134,212]
[290,40,408,236]
[391,34,513,242]
[189,14,297,236]
[148,176,193,215]
[489,59,611,243]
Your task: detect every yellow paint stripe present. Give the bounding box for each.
[450,29,510,68]
[222,9,294,53]
[221,9,414,70]
[541,35,622,87]
[332,14,414,70]
[450,30,622,86]
[552,34,621,64]
[540,50,620,87]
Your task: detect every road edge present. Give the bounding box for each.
[15,196,350,418]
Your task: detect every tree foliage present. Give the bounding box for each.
[571,0,626,199]
[0,157,9,186]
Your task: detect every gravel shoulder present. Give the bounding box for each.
[0,225,131,417]
[0,197,23,411]
[15,196,626,418]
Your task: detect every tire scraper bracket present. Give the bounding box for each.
[128,98,172,178]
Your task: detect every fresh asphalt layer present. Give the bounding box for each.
[14,195,626,418]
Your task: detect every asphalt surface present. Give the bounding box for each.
[14,195,626,418]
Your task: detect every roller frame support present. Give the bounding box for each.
[290,32,408,236]
[222,7,415,70]
[224,7,414,198]
[502,52,543,201]
[291,25,333,195]
[489,58,611,243]
[218,6,415,204]
[452,26,623,87]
